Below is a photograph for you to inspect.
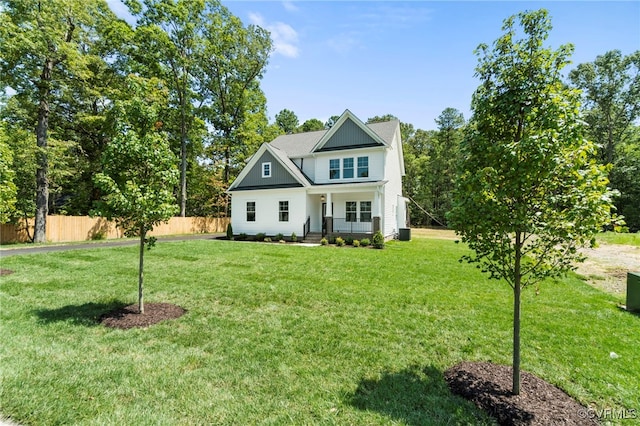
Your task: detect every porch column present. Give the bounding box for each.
[325,192,333,234]
[373,189,382,233]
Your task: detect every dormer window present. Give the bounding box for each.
[262,162,271,178]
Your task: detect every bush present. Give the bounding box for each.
[255,233,266,241]
[226,223,234,240]
[329,236,337,244]
[345,236,354,245]
[360,238,370,247]
[237,233,248,241]
[353,240,360,247]
[372,231,385,249]
[264,237,272,242]
[291,232,297,242]
[335,237,345,247]
[275,233,284,241]
[320,238,328,245]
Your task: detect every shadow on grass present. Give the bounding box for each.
[348,364,492,426]
[34,300,129,327]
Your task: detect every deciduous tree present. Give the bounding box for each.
[93,77,178,314]
[447,9,616,395]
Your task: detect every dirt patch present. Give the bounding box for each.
[0,269,14,276]
[445,362,596,426]
[100,303,186,329]
[576,243,640,295]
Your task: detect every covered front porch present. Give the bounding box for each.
[305,182,385,238]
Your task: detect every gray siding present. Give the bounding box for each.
[234,151,302,189]
[318,118,384,151]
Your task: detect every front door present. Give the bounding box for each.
[321,202,333,236]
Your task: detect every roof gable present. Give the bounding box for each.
[312,110,387,153]
[228,144,308,191]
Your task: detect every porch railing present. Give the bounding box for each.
[332,218,372,234]
[303,216,311,237]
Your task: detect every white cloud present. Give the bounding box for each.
[326,33,363,55]
[282,1,299,12]
[249,13,300,58]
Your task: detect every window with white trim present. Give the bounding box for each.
[357,156,369,178]
[279,201,289,222]
[329,159,340,179]
[262,162,271,178]
[343,157,354,179]
[246,201,256,222]
[360,201,372,222]
[346,201,357,222]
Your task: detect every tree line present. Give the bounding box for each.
[1,1,638,245]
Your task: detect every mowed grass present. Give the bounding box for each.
[597,231,640,247]
[1,238,638,425]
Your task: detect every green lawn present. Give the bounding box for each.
[1,238,638,425]
[597,231,640,247]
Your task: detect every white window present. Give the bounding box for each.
[346,201,357,222]
[246,201,256,222]
[279,201,289,222]
[262,162,271,178]
[343,158,354,179]
[360,201,372,222]
[357,156,369,178]
[329,159,340,179]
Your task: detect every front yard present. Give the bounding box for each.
[0,236,638,425]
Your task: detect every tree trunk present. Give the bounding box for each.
[138,227,145,314]
[512,232,523,395]
[180,134,187,217]
[34,59,54,243]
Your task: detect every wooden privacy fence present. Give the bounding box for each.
[0,216,230,244]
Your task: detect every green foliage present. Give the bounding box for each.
[372,231,385,249]
[360,238,370,247]
[0,127,17,223]
[275,233,284,241]
[299,118,324,132]
[226,223,234,240]
[94,77,179,239]
[320,237,328,246]
[237,233,248,241]
[290,232,297,242]
[255,232,266,241]
[344,236,354,245]
[448,9,617,395]
[275,109,299,134]
[353,239,360,247]
[335,237,345,247]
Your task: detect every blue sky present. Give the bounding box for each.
[109,1,640,130]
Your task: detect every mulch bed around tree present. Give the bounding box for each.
[1,268,15,276]
[445,361,598,426]
[100,303,186,329]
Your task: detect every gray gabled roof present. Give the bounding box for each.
[270,119,398,158]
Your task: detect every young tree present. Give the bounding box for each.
[94,77,178,314]
[275,109,299,134]
[447,9,616,395]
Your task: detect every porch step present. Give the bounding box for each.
[303,232,324,243]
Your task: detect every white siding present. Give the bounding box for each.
[314,148,384,184]
[382,126,404,237]
[231,188,307,236]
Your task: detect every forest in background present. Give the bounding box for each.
[1,1,638,242]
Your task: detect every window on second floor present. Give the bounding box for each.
[343,157,354,179]
[329,159,340,179]
[279,201,289,222]
[357,156,369,178]
[262,162,271,178]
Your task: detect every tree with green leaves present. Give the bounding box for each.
[94,77,179,314]
[275,109,299,134]
[0,124,17,223]
[300,118,324,132]
[0,0,114,241]
[200,6,272,184]
[569,50,640,231]
[447,9,616,395]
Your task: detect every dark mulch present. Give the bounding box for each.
[100,302,186,329]
[445,361,597,426]
[1,268,15,276]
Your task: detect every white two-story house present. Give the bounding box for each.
[227,110,408,240]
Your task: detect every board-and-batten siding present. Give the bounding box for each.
[234,151,302,189]
[318,118,384,151]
